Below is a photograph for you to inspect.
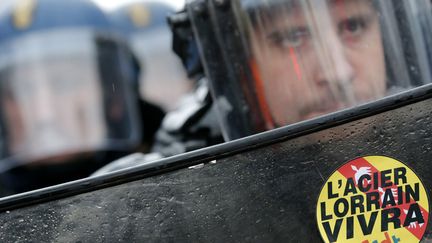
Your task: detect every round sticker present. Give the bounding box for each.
[316,156,429,243]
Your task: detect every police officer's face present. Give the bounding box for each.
[251,0,386,126]
[2,59,107,164]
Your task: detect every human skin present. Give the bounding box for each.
[251,0,386,127]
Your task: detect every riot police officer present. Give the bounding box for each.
[0,0,152,194]
[186,0,432,140]
[93,0,432,174]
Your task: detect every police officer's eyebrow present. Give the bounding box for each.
[264,8,375,42]
[335,6,377,36]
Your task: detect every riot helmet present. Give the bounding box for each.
[0,0,142,172]
[110,1,193,111]
[187,0,432,140]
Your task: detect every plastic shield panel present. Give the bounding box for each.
[0,84,432,241]
[189,0,432,140]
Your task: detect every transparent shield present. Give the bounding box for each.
[190,0,432,140]
[3,84,432,241]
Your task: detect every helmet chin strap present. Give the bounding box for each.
[250,59,276,130]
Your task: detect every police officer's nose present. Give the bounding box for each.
[317,35,354,83]
[314,30,355,103]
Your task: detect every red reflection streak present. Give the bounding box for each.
[289,47,302,81]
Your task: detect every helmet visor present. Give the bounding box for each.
[0,29,141,169]
[189,0,432,140]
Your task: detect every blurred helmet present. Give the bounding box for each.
[110,1,193,111]
[187,0,432,140]
[0,0,142,171]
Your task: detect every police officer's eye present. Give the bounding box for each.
[267,27,310,49]
[339,17,368,38]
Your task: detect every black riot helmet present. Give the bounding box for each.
[187,0,432,141]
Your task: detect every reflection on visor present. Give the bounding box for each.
[0,29,141,170]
